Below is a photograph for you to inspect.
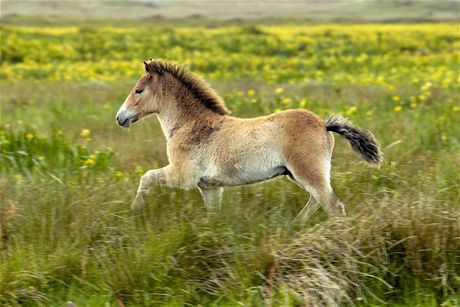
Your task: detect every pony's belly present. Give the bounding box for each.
[236,165,289,185]
[199,164,288,188]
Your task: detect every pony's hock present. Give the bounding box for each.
[116,59,382,219]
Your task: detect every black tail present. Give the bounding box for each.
[325,115,382,164]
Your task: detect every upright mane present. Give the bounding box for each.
[145,59,229,115]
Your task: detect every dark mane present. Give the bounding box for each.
[145,59,229,115]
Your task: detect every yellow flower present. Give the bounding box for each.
[85,138,92,142]
[409,103,417,109]
[299,98,308,108]
[420,82,432,92]
[394,106,402,112]
[247,89,256,96]
[275,88,284,95]
[15,174,22,181]
[275,108,281,113]
[115,170,123,178]
[282,98,291,105]
[84,158,95,165]
[418,95,426,101]
[345,106,357,116]
[392,96,400,103]
[80,129,91,137]
[135,166,144,174]
[25,133,34,140]
[453,106,459,112]
[365,111,373,117]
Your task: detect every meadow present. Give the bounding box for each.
[0,22,459,306]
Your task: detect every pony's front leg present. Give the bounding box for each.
[198,187,223,210]
[132,165,177,210]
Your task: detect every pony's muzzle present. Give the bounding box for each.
[116,115,131,128]
[116,108,135,128]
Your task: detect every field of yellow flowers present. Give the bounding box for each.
[1,22,459,306]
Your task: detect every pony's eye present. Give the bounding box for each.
[135,89,144,95]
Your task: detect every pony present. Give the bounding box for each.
[116,59,382,219]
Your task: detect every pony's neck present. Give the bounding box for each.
[156,107,184,140]
[156,95,220,140]
[155,74,225,140]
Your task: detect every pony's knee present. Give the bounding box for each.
[139,170,157,189]
[139,171,150,185]
[141,170,154,178]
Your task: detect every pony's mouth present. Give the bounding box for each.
[118,115,139,128]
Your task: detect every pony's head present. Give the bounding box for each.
[117,59,229,128]
[116,61,162,128]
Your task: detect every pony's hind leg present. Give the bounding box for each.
[283,127,345,218]
[287,159,346,219]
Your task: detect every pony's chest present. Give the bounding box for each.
[165,138,208,168]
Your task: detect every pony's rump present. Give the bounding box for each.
[325,115,382,164]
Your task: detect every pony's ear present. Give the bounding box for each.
[143,61,152,75]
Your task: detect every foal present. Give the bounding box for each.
[116,60,382,218]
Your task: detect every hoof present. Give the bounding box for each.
[337,203,347,217]
[131,196,145,211]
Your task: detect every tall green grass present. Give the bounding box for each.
[1,80,459,306]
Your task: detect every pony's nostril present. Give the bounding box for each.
[118,117,131,127]
[116,115,129,126]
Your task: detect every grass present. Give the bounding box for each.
[1,21,459,306]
